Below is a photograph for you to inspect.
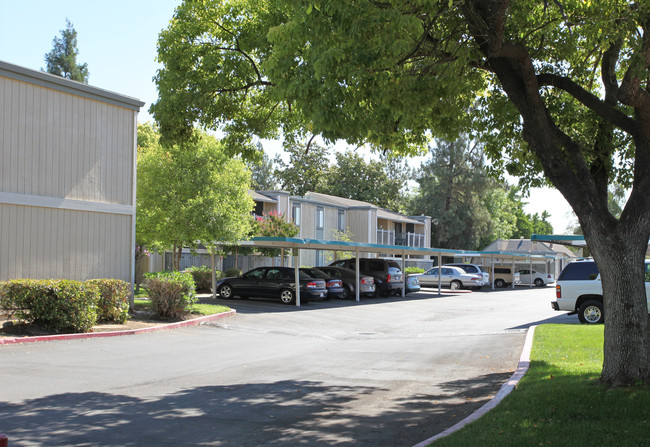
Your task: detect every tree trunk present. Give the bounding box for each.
[586,226,649,385]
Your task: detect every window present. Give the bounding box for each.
[316,207,324,230]
[558,262,600,281]
[338,210,345,231]
[292,204,301,227]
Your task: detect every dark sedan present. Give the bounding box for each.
[312,266,376,299]
[301,268,346,299]
[216,266,327,304]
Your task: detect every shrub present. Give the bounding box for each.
[404,267,425,275]
[0,279,99,333]
[144,271,196,319]
[224,268,242,278]
[184,266,220,292]
[86,279,130,324]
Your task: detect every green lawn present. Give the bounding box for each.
[434,324,650,447]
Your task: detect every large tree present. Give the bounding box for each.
[409,137,492,250]
[152,1,650,386]
[43,19,89,83]
[137,124,254,270]
[323,152,410,211]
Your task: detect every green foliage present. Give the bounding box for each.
[136,124,254,270]
[144,271,197,319]
[43,18,89,83]
[86,279,130,324]
[0,279,98,333]
[408,137,492,250]
[254,210,299,257]
[324,228,355,263]
[224,268,243,278]
[322,152,410,211]
[404,267,425,275]
[249,151,278,190]
[184,266,221,292]
[274,143,331,196]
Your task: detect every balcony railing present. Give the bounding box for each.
[377,230,426,248]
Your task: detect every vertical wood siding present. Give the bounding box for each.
[0,73,138,283]
[0,204,131,281]
[0,76,134,204]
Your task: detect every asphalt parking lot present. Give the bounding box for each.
[0,286,575,446]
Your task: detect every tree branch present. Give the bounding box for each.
[536,73,635,133]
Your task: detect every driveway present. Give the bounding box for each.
[0,287,574,446]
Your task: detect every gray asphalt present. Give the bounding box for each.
[0,287,575,446]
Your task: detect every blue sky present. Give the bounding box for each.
[0,0,181,123]
[0,0,575,232]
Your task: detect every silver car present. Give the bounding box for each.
[414,266,485,290]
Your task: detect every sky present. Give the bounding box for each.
[0,0,576,233]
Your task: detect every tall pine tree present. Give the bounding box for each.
[44,19,89,83]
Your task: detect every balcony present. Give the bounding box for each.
[377,230,426,248]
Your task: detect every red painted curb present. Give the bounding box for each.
[0,310,236,345]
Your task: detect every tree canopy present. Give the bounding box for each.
[152,1,650,386]
[43,19,89,83]
[136,124,254,270]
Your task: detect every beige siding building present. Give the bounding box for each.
[253,190,432,266]
[0,61,143,283]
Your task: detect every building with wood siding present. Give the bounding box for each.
[0,60,144,284]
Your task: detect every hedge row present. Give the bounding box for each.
[0,278,130,333]
[183,266,222,292]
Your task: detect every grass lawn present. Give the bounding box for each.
[433,324,650,447]
[134,298,230,316]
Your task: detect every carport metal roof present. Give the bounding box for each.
[213,237,560,306]
[531,234,587,246]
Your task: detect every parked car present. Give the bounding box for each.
[483,265,521,288]
[517,269,555,286]
[216,266,327,304]
[413,266,484,290]
[406,275,420,294]
[443,263,490,285]
[329,258,404,297]
[312,266,376,299]
[551,259,650,324]
[301,267,345,299]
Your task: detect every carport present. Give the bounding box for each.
[210,237,562,306]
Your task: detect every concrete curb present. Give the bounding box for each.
[412,325,537,447]
[0,310,236,345]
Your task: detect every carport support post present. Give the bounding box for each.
[491,256,495,290]
[402,251,406,298]
[529,257,533,288]
[512,258,516,289]
[211,248,216,300]
[437,254,442,296]
[294,254,301,307]
[355,249,360,302]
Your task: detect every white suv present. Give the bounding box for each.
[552,259,650,324]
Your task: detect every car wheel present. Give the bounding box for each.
[341,285,351,300]
[494,279,506,288]
[279,288,296,305]
[578,299,604,324]
[534,278,544,287]
[450,280,462,290]
[218,284,233,299]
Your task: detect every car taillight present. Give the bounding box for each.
[547,274,552,279]
[361,278,374,285]
[556,285,561,298]
[471,276,481,281]
[327,280,342,288]
[387,274,391,283]
[307,281,323,289]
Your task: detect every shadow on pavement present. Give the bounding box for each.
[0,373,511,447]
